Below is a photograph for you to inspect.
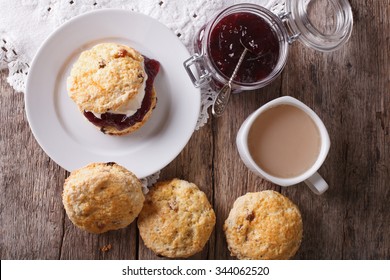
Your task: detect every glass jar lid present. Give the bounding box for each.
[285,0,353,52]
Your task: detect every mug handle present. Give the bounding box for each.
[304,172,328,195]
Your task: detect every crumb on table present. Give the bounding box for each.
[100,244,112,252]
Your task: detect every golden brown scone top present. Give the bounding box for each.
[138,179,216,258]
[224,190,303,260]
[62,162,145,234]
[67,43,146,113]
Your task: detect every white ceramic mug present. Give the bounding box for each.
[236,96,330,195]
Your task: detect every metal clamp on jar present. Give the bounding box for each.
[184,0,353,94]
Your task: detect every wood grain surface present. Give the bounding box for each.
[0,0,389,260]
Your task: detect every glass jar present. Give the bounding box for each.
[184,0,353,92]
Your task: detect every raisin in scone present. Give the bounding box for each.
[67,43,160,135]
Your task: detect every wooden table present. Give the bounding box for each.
[1,0,389,260]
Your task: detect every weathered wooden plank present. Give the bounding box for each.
[59,221,138,260]
[0,70,66,259]
[336,0,390,259]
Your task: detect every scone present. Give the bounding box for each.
[224,191,302,260]
[62,162,145,234]
[67,43,160,135]
[138,179,216,258]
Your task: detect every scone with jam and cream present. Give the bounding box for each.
[67,43,160,135]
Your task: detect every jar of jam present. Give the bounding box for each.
[184,0,353,92]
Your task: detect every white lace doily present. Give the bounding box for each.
[0,0,285,185]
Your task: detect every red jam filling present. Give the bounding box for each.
[84,57,160,132]
[209,12,280,84]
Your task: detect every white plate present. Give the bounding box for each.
[25,9,200,178]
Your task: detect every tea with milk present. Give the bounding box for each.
[247,104,321,178]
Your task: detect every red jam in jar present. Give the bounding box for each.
[185,3,353,92]
[209,12,280,84]
[188,4,288,92]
